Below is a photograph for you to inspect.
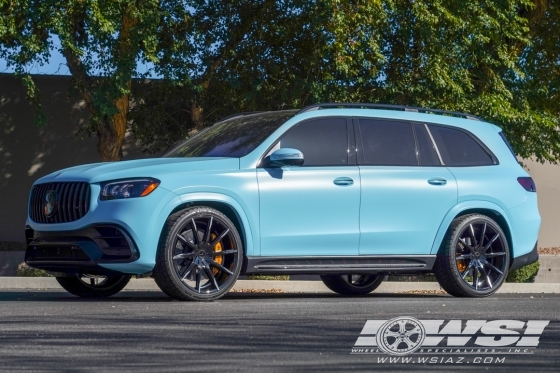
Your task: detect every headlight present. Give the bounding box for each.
[100,178,160,201]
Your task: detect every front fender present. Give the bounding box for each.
[430,201,513,255]
[178,192,256,256]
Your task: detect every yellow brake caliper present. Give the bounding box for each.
[457,242,467,273]
[210,233,223,276]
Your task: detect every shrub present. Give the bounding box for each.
[506,261,540,283]
[247,275,290,281]
[16,262,53,277]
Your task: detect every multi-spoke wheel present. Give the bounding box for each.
[153,206,243,301]
[56,274,131,297]
[434,214,510,297]
[320,273,384,296]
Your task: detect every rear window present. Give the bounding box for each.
[427,125,494,166]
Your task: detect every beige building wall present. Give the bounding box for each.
[523,160,560,248]
[0,74,559,247]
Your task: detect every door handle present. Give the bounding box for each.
[428,178,447,186]
[333,177,354,186]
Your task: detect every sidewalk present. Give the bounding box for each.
[1,277,559,294]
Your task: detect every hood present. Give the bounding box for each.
[36,157,240,184]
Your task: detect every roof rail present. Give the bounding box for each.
[216,111,264,123]
[297,103,483,121]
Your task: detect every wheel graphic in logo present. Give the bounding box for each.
[43,190,57,217]
[376,317,425,356]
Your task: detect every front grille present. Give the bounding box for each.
[29,182,91,223]
[26,245,90,261]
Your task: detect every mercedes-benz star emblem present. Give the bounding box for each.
[43,190,57,217]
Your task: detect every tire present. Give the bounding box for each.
[320,274,384,296]
[153,206,243,301]
[433,214,510,297]
[56,274,131,298]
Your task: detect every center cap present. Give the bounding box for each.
[474,252,481,258]
[198,250,206,257]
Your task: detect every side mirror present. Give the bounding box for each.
[270,148,304,167]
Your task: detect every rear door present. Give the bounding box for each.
[356,119,458,255]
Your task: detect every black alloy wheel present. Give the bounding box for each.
[434,214,510,297]
[320,273,384,295]
[56,274,131,297]
[153,207,243,301]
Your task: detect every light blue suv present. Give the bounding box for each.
[25,103,540,300]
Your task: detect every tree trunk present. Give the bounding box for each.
[64,6,136,162]
[191,101,205,131]
[97,85,130,162]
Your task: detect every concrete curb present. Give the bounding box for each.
[1,277,559,293]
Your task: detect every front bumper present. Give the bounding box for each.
[26,184,182,274]
[25,224,140,276]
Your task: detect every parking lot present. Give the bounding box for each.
[0,290,558,372]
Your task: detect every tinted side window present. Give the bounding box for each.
[428,125,493,166]
[359,119,417,166]
[275,118,348,166]
[413,124,440,166]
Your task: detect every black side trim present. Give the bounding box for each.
[510,242,539,271]
[243,255,436,275]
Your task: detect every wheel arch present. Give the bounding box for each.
[431,202,514,259]
[164,194,255,257]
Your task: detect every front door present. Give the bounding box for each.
[257,117,361,256]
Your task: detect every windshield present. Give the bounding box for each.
[164,110,298,158]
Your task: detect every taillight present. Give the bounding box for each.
[517,177,536,192]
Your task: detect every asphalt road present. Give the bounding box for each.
[0,290,559,372]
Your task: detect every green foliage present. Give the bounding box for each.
[247,275,290,281]
[506,261,540,283]
[0,0,192,160]
[1,1,559,162]
[17,262,53,277]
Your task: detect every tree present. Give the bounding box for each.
[2,1,559,163]
[320,0,560,162]
[131,0,389,152]
[515,0,560,162]
[0,0,190,161]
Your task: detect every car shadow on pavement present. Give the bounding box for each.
[0,290,450,302]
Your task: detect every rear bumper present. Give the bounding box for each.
[507,192,541,258]
[510,242,539,271]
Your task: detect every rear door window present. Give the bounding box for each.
[413,124,441,166]
[427,125,494,166]
[358,119,417,166]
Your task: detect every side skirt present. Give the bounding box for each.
[243,255,436,275]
